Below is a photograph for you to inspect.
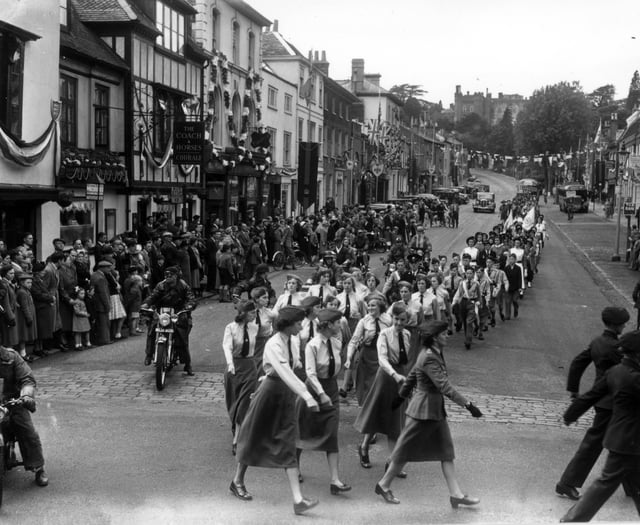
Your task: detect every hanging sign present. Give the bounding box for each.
[173,121,204,166]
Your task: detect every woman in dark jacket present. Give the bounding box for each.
[374,320,483,507]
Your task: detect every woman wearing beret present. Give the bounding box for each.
[222,300,259,455]
[355,302,410,472]
[296,308,351,495]
[232,306,321,516]
[272,274,305,314]
[374,320,483,507]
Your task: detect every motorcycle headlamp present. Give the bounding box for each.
[158,312,171,327]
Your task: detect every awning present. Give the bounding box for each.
[0,20,41,42]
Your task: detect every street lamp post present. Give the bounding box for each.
[612,145,629,262]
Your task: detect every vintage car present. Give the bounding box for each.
[473,191,496,213]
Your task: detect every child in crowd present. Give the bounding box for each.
[123,265,144,335]
[72,286,92,350]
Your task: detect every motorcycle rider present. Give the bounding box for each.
[0,344,48,487]
[141,266,197,375]
[353,230,370,269]
[336,238,356,269]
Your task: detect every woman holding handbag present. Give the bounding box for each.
[374,320,483,507]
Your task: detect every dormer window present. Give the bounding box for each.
[155,1,185,55]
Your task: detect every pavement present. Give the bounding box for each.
[4,169,640,523]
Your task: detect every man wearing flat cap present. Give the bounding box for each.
[561,329,640,522]
[141,265,197,375]
[556,306,635,501]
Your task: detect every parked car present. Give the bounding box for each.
[473,191,496,213]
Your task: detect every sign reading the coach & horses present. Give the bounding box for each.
[173,121,204,165]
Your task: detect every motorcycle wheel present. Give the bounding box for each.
[294,252,305,268]
[0,442,5,507]
[272,252,284,271]
[155,340,168,391]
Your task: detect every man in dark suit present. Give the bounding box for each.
[556,306,632,500]
[502,254,522,320]
[90,260,112,345]
[561,330,640,522]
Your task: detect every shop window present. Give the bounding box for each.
[60,201,94,246]
[105,208,116,240]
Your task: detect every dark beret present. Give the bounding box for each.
[17,272,33,281]
[301,295,322,308]
[418,320,449,338]
[164,266,180,275]
[277,306,306,324]
[236,300,256,313]
[316,309,342,324]
[618,330,640,354]
[601,306,630,326]
[255,263,269,274]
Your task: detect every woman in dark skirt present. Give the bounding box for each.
[374,320,484,507]
[222,300,259,455]
[354,302,410,472]
[232,306,321,516]
[344,296,392,404]
[296,308,351,495]
[250,286,275,377]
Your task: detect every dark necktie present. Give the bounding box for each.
[241,324,250,357]
[373,318,381,344]
[420,293,424,306]
[344,294,351,318]
[398,331,408,365]
[327,338,335,377]
[288,338,293,367]
[287,294,293,306]
[256,310,261,328]
[319,286,323,302]
[309,320,314,338]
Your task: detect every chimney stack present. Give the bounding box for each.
[315,50,329,75]
[351,58,365,93]
[272,19,278,32]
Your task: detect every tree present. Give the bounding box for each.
[514,81,594,155]
[487,108,515,155]
[401,97,422,126]
[389,83,426,103]
[626,71,640,113]
[455,112,490,151]
[588,84,615,109]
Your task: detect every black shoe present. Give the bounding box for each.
[375,483,400,504]
[358,445,371,468]
[450,494,479,508]
[490,321,496,327]
[556,483,580,500]
[330,483,352,495]
[455,324,462,332]
[293,497,318,515]
[482,326,488,332]
[339,388,347,398]
[464,342,471,350]
[229,481,252,501]
[144,356,152,366]
[298,473,304,483]
[514,309,519,319]
[499,311,505,321]
[35,468,49,487]
[447,329,453,335]
[33,350,48,357]
[58,343,70,352]
[184,365,194,376]
[478,334,484,340]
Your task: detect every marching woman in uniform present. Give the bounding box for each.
[388,280,422,369]
[222,300,259,456]
[232,306,321,516]
[250,286,275,377]
[343,296,392,403]
[355,302,410,473]
[374,320,483,506]
[336,275,367,334]
[272,274,305,314]
[296,308,351,495]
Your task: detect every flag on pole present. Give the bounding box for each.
[504,209,514,230]
[522,206,536,231]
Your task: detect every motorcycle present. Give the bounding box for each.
[0,398,28,507]
[141,307,190,390]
